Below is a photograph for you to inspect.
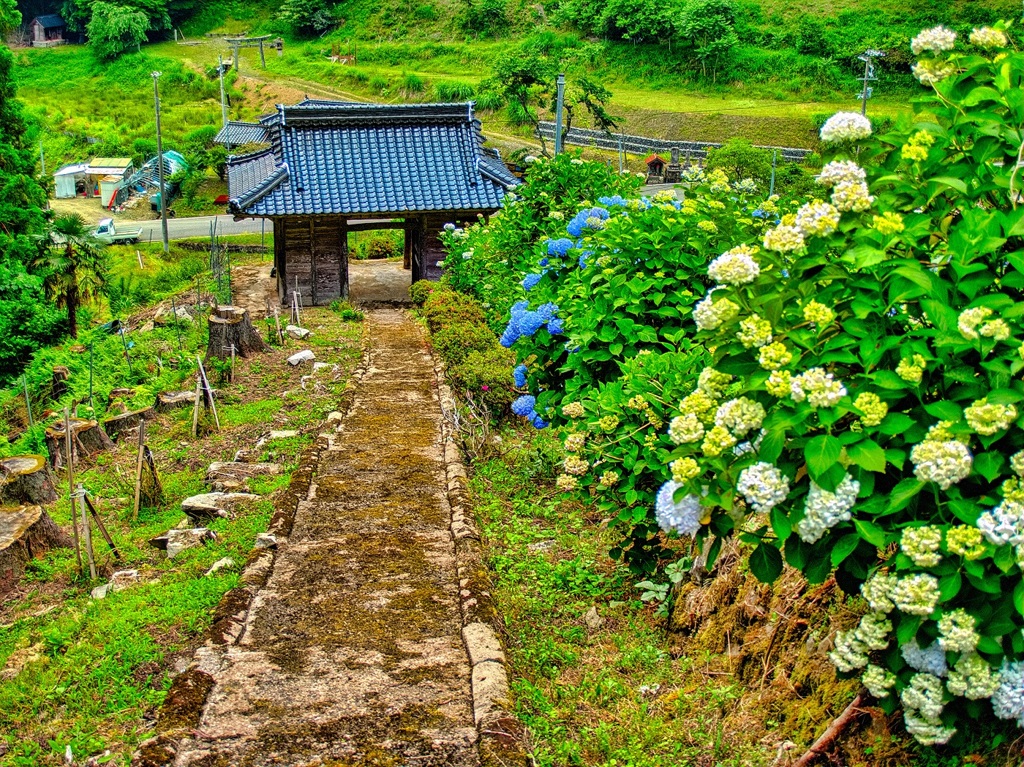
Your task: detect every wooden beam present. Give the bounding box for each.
[340,217,349,299]
[345,220,405,233]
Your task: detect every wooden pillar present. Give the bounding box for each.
[259,39,266,68]
[308,217,316,306]
[340,217,350,299]
[233,42,239,71]
[411,218,425,283]
[403,220,413,271]
[274,219,287,305]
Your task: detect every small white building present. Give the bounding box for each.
[53,163,88,199]
[85,158,134,205]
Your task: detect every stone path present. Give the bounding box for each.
[170,310,479,766]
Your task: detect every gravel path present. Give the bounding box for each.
[170,309,478,766]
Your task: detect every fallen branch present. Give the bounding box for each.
[792,691,867,767]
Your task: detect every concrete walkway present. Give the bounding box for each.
[172,310,478,766]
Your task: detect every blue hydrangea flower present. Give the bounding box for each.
[510,300,529,317]
[578,254,589,269]
[513,364,528,388]
[539,257,549,267]
[518,311,546,337]
[500,324,520,348]
[566,207,609,237]
[536,302,559,321]
[598,195,628,208]
[654,481,702,536]
[547,238,575,257]
[547,317,564,335]
[522,273,543,291]
[511,395,536,417]
[530,413,549,429]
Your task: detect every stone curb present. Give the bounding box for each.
[430,344,532,766]
[132,341,372,767]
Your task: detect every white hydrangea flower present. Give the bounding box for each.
[714,397,765,437]
[901,638,948,677]
[816,160,866,188]
[964,398,1017,435]
[820,111,873,143]
[901,672,946,721]
[831,180,874,212]
[693,292,740,331]
[654,480,702,536]
[863,664,897,698]
[828,629,870,672]
[737,462,790,513]
[763,224,805,252]
[911,25,957,55]
[913,58,958,85]
[970,26,1008,49]
[854,612,892,651]
[909,439,972,489]
[957,306,994,339]
[891,573,941,616]
[904,709,956,746]
[861,572,897,613]
[737,314,773,348]
[947,653,1000,700]
[790,368,847,408]
[795,201,841,238]
[708,246,760,286]
[900,526,943,567]
[938,609,979,653]
[796,474,860,543]
[1011,450,1024,477]
[992,661,1024,727]
[977,500,1024,547]
[668,413,704,445]
[697,368,732,399]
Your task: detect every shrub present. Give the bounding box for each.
[421,288,486,333]
[433,80,475,101]
[409,280,437,306]
[403,72,426,93]
[431,322,496,366]
[449,345,517,414]
[329,300,364,321]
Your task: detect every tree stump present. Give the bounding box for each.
[44,419,113,469]
[0,505,72,597]
[0,456,57,505]
[155,391,197,412]
[51,366,70,400]
[206,306,269,361]
[103,408,155,441]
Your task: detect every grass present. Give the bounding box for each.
[0,289,363,766]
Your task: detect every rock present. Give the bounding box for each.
[0,642,44,681]
[155,306,194,325]
[91,583,111,600]
[527,539,555,553]
[181,492,259,522]
[205,462,282,490]
[140,321,155,332]
[287,349,315,366]
[584,605,604,630]
[268,430,298,440]
[312,362,333,373]
[254,533,278,550]
[462,622,505,666]
[326,411,344,423]
[165,528,215,559]
[110,569,140,592]
[285,324,311,340]
[205,557,236,576]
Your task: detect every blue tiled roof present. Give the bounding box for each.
[228,101,519,217]
[214,121,270,147]
[32,14,64,28]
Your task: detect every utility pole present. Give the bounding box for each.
[769,150,777,197]
[857,49,885,117]
[218,55,229,144]
[39,138,48,210]
[618,134,624,173]
[152,71,169,254]
[554,73,565,157]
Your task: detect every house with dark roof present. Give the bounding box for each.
[214,121,271,148]
[227,100,519,305]
[29,14,65,47]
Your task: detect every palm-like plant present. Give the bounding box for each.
[33,214,108,339]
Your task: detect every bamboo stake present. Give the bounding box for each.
[23,376,33,428]
[64,408,82,573]
[273,308,284,345]
[77,484,97,580]
[83,493,120,560]
[196,356,220,430]
[132,421,146,521]
[191,373,202,438]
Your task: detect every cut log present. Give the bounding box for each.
[0,505,72,596]
[205,305,269,361]
[51,366,70,400]
[108,387,135,404]
[103,407,155,441]
[43,418,113,469]
[155,391,197,412]
[0,456,57,505]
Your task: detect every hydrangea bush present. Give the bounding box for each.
[657,22,1024,745]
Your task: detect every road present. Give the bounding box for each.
[134,214,267,242]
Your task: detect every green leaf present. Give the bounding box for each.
[932,176,969,194]
[1014,580,1024,617]
[878,413,916,436]
[975,451,1005,482]
[805,435,842,477]
[978,635,1004,654]
[924,400,962,421]
[770,505,792,541]
[758,429,785,464]
[854,518,886,547]
[705,536,723,570]
[749,543,783,583]
[831,534,861,566]
[948,499,981,524]
[939,571,962,601]
[847,439,887,473]
[896,616,922,645]
[885,479,924,514]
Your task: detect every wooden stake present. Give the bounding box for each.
[196,356,220,430]
[64,408,82,573]
[137,249,144,269]
[273,308,284,345]
[191,374,202,438]
[77,484,96,580]
[132,421,146,521]
[23,375,33,428]
[83,493,120,560]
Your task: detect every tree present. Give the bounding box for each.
[674,0,738,81]
[705,138,772,186]
[33,215,108,339]
[86,1,149,61]
[277,0,338,35]
[600,0,675,43]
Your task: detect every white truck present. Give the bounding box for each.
[93,218,142,245]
